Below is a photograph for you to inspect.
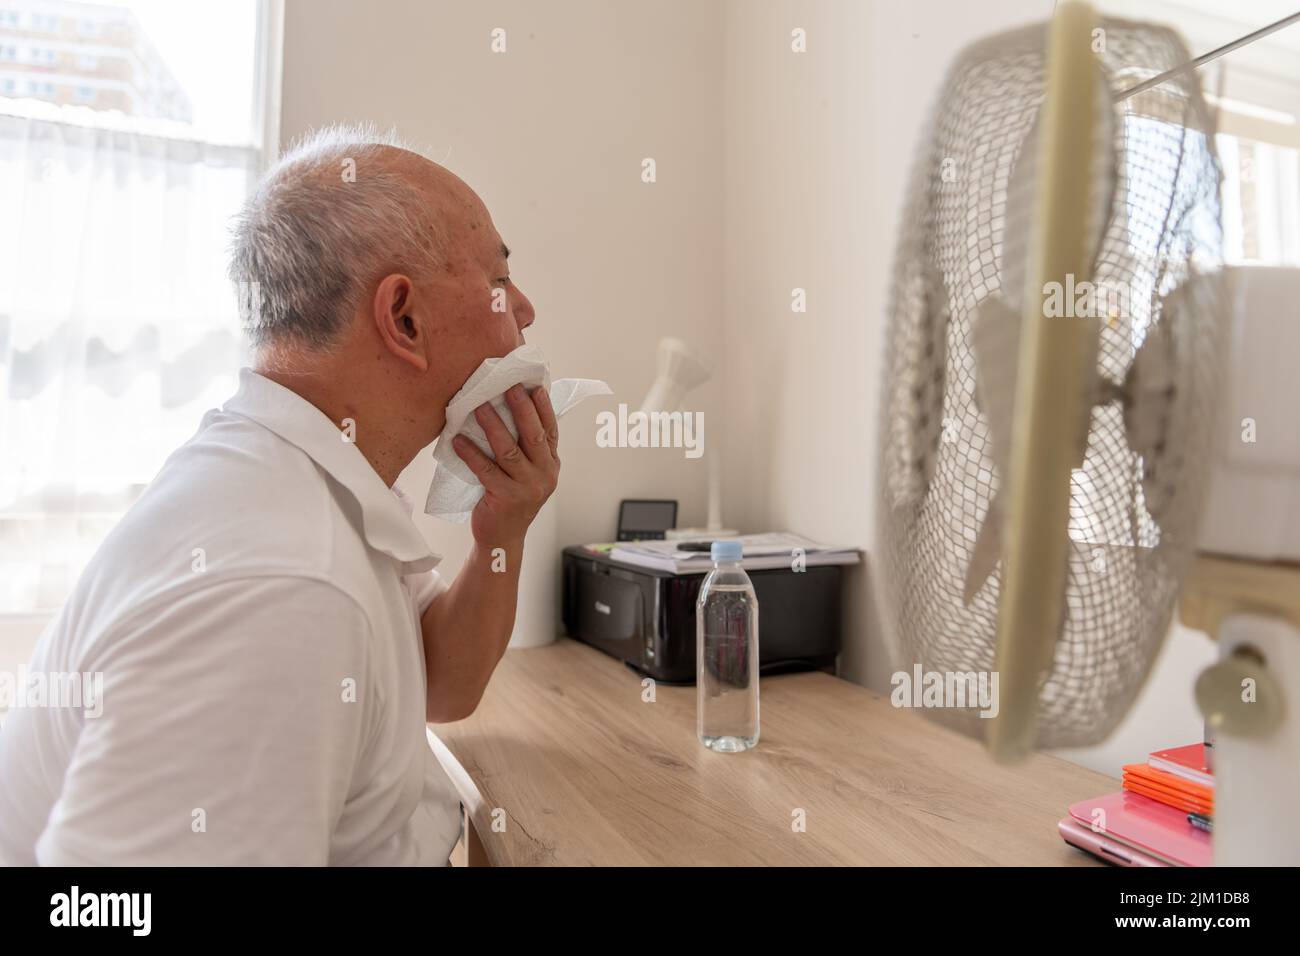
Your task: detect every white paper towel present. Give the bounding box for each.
[424,343,612,521]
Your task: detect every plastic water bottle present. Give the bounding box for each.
[696,540,760,752]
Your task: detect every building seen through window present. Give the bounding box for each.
[0,0,191,122]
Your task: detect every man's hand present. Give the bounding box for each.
[453,384,560,547]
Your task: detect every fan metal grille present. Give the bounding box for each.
[877,18,1226,748]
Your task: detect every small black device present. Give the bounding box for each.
[616,499,677,541]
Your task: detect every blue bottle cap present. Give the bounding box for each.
[711,539,743,562]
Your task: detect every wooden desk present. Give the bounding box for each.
[432,638,1113,866]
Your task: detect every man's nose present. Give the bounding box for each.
[515,287,536,331]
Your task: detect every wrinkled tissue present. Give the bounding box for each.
[423,343,612,522]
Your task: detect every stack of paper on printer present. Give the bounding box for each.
[609,532,859,573]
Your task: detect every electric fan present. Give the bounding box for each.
[876,2,1228,761]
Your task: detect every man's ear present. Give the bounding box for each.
[372,273,429,373]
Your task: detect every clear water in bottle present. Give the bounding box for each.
[696,540,759,752]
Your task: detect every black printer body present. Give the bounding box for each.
[561,545,844,683]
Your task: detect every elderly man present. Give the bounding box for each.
[0,126,553,865]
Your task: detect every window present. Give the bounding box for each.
[0,0,278,613]
[1218,129,1300,266]
[1122,96,1300,269]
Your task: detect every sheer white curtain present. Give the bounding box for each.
[0,108,258,611]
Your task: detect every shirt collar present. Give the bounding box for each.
[223,368,442,574]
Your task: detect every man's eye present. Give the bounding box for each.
[495,277,511,286]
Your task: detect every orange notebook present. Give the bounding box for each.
[1123,763,1214,815]
[1123,777,1213,815]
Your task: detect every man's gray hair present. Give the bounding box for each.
[229,123,448,350]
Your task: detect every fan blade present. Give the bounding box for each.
[971,295,1021,472]
[964,491,1003,605]
[964,295,1022,605]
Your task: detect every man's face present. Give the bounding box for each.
[419,182,536,395]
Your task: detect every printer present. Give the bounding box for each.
[561,546,846,683]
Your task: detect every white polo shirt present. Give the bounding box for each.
[0,369,463,865]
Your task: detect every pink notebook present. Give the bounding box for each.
[1064,791,1211,867]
